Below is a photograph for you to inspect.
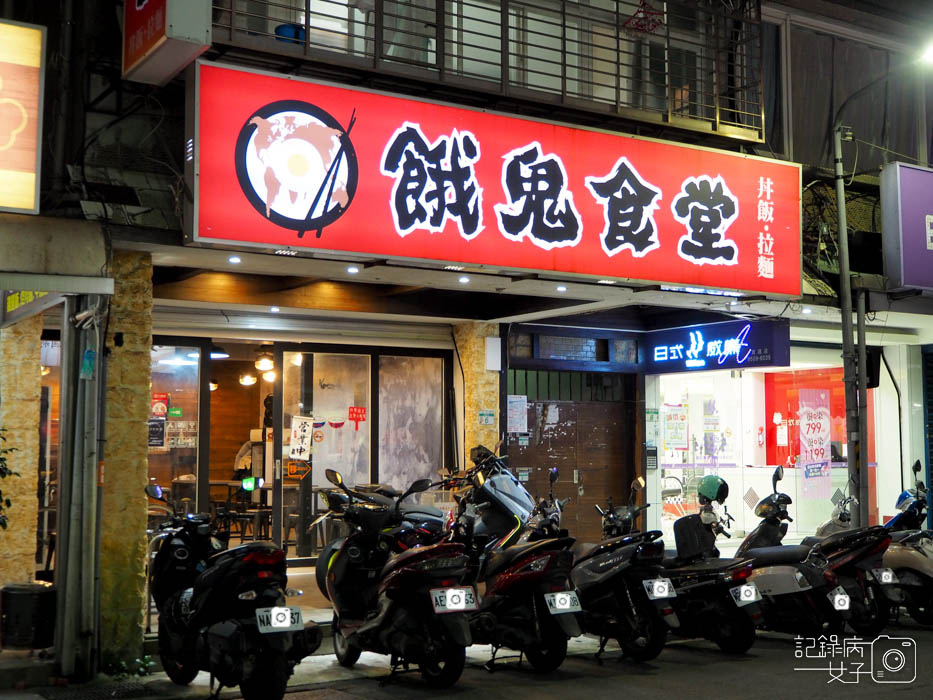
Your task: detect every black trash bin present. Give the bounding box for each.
[0,581,56,649]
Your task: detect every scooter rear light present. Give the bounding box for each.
[551,584,566,592]
[728,564,753,582]
[244,549,286,567]
[257,570,274,579]
[440,579,457,587]
[824,569,838,585]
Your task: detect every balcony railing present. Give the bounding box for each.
[210,0,764,141]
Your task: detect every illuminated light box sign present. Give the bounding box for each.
[644,319,790,374]
[0,20,46,214]
[188,61,802,297]
[881,162,933,290]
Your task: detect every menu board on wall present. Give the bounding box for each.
[148,418,165,447]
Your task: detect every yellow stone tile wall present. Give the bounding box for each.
[99,251,153,665]
[0,314,42,584]
[453,322,501,465]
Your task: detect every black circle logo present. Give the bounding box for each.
[235,100,358,238]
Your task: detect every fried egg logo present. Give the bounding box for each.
[235,100,358,238]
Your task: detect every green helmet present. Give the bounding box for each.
[697,475,729,505]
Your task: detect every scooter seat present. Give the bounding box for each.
[660,556,748,574]
[890,530,916,543]
[800,536,825,547]
[571,533,644,564]
[742,544,811,566]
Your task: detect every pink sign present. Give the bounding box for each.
[799,388,831,499]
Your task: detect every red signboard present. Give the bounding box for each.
[191,62,801,296]
[123,0,167,76]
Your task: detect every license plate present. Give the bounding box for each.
[871,568,898,584]
[730,582,762,607]
[544,591,582,614]
[430,587,477,613]
[828,585,850,611]
[255,606,303,633]
[643,578,676,600]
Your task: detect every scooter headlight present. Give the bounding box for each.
[518,555,551,573]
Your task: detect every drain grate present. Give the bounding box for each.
[743,487,759,511]
[39,681,149,700]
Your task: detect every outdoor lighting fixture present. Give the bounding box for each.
[458,276,470,284]
[262,370,276,383]
[40,365,50,376]
[444,265,465,271]
[209,344,229,359]
[270,306,280,313]
[922,42,933,65]
[209,379,219,392]
[802,307,813,314]
[597,279,616,285]
[556,285,567,293]
[228,255,242,264]
[254,351,274,372]
[239,373,257,386]
[347,265,360,274]
[187,351,200,359]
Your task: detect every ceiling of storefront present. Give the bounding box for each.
[111,230,933,346]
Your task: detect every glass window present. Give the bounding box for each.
[148,345,200,513]
[378,355,444,487]
[37,341,61,578]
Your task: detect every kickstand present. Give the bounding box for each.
[380,655,412,687]
[208,674,223,700]
[594,636,609,665]
[483,645,500,673]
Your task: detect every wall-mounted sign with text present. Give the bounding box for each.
[188,61,802,297]
[644,319,790,374]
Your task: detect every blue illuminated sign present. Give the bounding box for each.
[645,319,790,374]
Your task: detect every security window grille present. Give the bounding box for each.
[211,0,764,141]
[508,369,627,402]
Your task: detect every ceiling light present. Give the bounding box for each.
[556,285,567,293]
[290,353,304,367]
[228,255,242,264]
[802,307,813,314]
[209,379,219,392]
[158,357,198,366]
[255,351,274,372]
[262,370,276,383]
[186,351,200,358]
[209,344,229,359]
[347,265,360,274]
[239,373,257,386]
[597,279,616,285]
[922,42,933,65]
[40,365,50,377]
[730,300,739,306]
[444,265,465,271]
[270,306,280,313]
[458,276,470,284]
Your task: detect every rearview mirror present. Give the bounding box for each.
[145,484,164,500]
[772,465,784,493]
[325,469,343,487]
[549,467,559,485]
[913,460,922,474]
[410,478,432,494]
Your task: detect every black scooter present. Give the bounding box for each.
[572,477,675,662]
[146,485,320,700]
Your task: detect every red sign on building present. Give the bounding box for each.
[122,0,167,77]
[189,62,802,297]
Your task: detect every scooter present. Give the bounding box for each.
[735,466,848,636]
[146,484,321,700]
[317,469,475,688]
[660,475,763,654]
[571,477,676,662]
[447,448,582,673]
[818,460,933,626]
[883,460,933,624]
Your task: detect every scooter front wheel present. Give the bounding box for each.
[332,616,362,668]
[239,652,289,700]
[419,644,466,688]
[712,609,756,654]
[523,627,568,674]
[621,611,667,663]
[158,624,199,686]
